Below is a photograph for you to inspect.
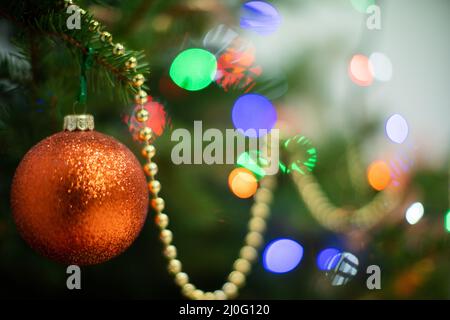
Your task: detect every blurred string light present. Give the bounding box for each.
[445,210,450,233]
[405,202,425,225]
[237,150,269,180]
[350,0,376,13]
[124,98,171,142]
[367,160,391,191]
[316,248,341,271]
[215,38,263,92]
[349,54,373,86]
[228,168,258,199]
[232,93,277,138]
[240,1,281,36]
[279,135,317,175]
[385,114,409,144]
[369,52,393,82]
[169,48,217,91]
[326,252,359,286]
[263,239,304,274]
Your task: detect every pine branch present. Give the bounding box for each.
[0,2,150,105]
[0,49,32,84]
[0,20,32,84]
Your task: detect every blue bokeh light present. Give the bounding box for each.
[263,238,304,274]
[232,93,277,138]
[240,1,281,36]
[316,248,342,271]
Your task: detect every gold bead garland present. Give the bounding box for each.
[113,43,125,56]
[142,142,276,299]
[125,57,138,70]
[291,169,404,232]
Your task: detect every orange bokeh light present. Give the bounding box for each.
[367,160,392,191]
[228,168,258,199]
[349,54,373,87]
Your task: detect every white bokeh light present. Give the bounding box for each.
[369,52,393,82]
[386,114,409,144]
[405,202,424,225]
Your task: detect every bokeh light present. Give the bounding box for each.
[279,135,317,175]
[263,239,304,274]
[237,150,269,180]
[367,160,391,191]
[386,114,409,144]
[317,248,341,271]
[124,98,171,142]
[350,0,376,13]
[445,210,450,233]
[348,54,373,86]
[240,1,281,36]
[406,202,425,225]
[326,252,359,286]
[169,48,217,91]
[216,38,263,92]
[228,168,258,199]
[232,93,277,138]
[369,52,393,82]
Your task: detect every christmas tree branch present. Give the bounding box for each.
[0,1,150,104]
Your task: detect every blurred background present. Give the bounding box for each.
[0,0,449,299]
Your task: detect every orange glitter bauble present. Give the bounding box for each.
[10,130,148,265]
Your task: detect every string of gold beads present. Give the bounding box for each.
[141,137,277,300]
[291,167,403,232]
[65,1,276,300]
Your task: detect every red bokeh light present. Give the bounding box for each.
[215,38,263,92]
[123,97,171,142]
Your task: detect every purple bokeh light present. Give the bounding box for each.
[240,1,281,36]
[316,248,341,271]
[232,93,277,138]
[385,114,409,144]
[263,238,304,274]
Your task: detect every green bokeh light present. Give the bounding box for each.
[351,0,376,13]
[237,150,269,180]
[279,135,317,175]
[169,48,217,91]
[445,210,450,233]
